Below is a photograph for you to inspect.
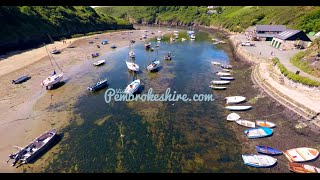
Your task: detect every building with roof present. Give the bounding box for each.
[255,25,286,41]
[271,29,312,50]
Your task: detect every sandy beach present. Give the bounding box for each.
[0,28,160,172]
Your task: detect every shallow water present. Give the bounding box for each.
[44,30,256,172]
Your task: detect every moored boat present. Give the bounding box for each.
[51,49,61,54]
[256,120,276,128]
[124,79,140,94]
[211,61,221,66]
[242,154,277,168]
[87,79,108,92]
[126,61,140,72]
[236,119,256,128]
[210,80,230,85]
[225,96,246,104]
[93,60,106,66]
[147,60,160,71]
[225,105,252,111]
[216,72,231,76]
[256,146,283,155]
[288,162,320,173]
[209,85,227,90]
[12,74,31,84]
[41,71,63,90]
[220,76,235,80]
[226,112,240,121]
[244,127,273,139]
[284,147,319,162]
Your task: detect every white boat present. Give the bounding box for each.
[221,64,232,69]
[256,120,276,128]
[219,41,226,44]
[209,85,227,90]
[225,106,252,111]
[124,79,140,94]
[236,119,256,128]
[93,60,106,66]
[157,36,161,41]
[222,69,231,72]
[225,96,246,104]
[227,112,240,121]
[126,61,139,72]
[284,147,319,163]
[220,76,235,80]
[41,72,63,89]
[216,72,231,76]
[288,162,320,173]
[211,61,221,66]
[147,60,160,71]
[129,50,135,58]
[190,34,195,39]
[242,154,277,168]
[210,80,230,85]
[181,38,186,41]
[212,42,220,45]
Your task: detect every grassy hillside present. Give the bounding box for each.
[0,6,133,54]
[96,6,320,32]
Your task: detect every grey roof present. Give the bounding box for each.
[256,33,277,38]
[256,25,286,32]
[274,29,301,40]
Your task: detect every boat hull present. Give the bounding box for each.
[242,154,277,168]
[244,127,273,139]
[288,162,320,173]
[225,106,252,111]
[256,146,283,155]
[284,147,319,162]
[42,73,63,87]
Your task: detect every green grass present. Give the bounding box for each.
[289,50,320,78]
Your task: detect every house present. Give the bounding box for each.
[256,25,286,41]
[271,29,312,50]
[207,10,218,15]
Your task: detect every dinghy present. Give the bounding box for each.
[236,119,256,128]
[211,61,221,66]
[126,61,139,72]
[87,79,108,92]
[226,112,240,121]
[145,43,151,49]
[212,42,220,45]
[225,106,252,111]
[284,147,319,162]
[256,146,283,155]
[216,72,231,76]
[209,85,227,90]
[129,50,135,58]
[190,34,196,40]
[51,49,61,54]
[222,69,231,72]
[210,80,230,85]
[41,71,63,90]
[164,52,172,61]
[93,60,106,66]
[242,154,277,168]
[221,64,232,69]
[147,60,160,71]
[157,36,161,41]
[110,45,117,49]
[220,76,235,80]
[91,52,100,58]
[124,79,140,94]
[12,74,30,84]
[225,96,246,104]
[288,162,320,173]
[256,120,276,128]
[244,127,273,139]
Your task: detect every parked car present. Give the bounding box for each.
[241,41,255,46]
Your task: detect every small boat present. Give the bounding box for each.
[190,34,195,40]
[155,44,159,47]
[212,42,220,45]
[220,76,235,80]
[209,85,227,90]
[221,64,232,69]
[93,60,106,66]
[41,71,63,90]
[124,79,140,94]
[130,40,135,43]
[129,50,135,58]
[226,112,240,121]
[175,35,179,39]
[87,79,108,92]
[236,119,256,128]
[110,45,117,49]
[256,146,283,155]
[157,36,161,41]
[211,80,230,85]
[126,61,139,72]
[288,162,320,173]
[211,61,221,66]
[7,129,57,167]
[256,120,276,128]
[284,147,319,162]
[181,38,186,41]
[219,41,226,44]
[242,154,277,168]
[147,60,160,71]
[164,52,172,61]
[216,72,231,76]
[12,74,30,84]
[51,49,61,54]
[101,40,108,45]
[222,69,231,72]
[91,52,100,58]
[244,127,273,139]
[225,105,252,111]
[225,96,246,104]
[145,43,151,49]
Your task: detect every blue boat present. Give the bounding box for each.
[244,127,273,139]
[256,146,283,155]
[12,74,31,84]
[101,40,108,45]
[87,79,108,92]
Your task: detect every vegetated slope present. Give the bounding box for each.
[96,6,320,33]
[0,6,133,54]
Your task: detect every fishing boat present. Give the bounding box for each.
[284,147,319,162]
[216,72,231,76]
[209,85,227,90]
[221,64,232,69]
[242,154,277,168]
[255,146,283,155]
[126,61,140,72]
[12,74,31,84]
[226,112,240,121]
[6,129,57,167]
[288,162,320,173]
[91,52,100,58]
[256,120,276,128]
[41,71,63,90]
[87,79,108,92]
[220,76,235,80]
[211,61,221,66]
[101,40,108,45]
[51,49,61,54]
[225,96,246,104]
[211,80,230,85]
[124,79,140,94]
[147,60,160,71]
[244,127,273,139]
[225,105,252,111]
[236,119,255,128]
[164,52,172,61]
[93,60,106,66]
